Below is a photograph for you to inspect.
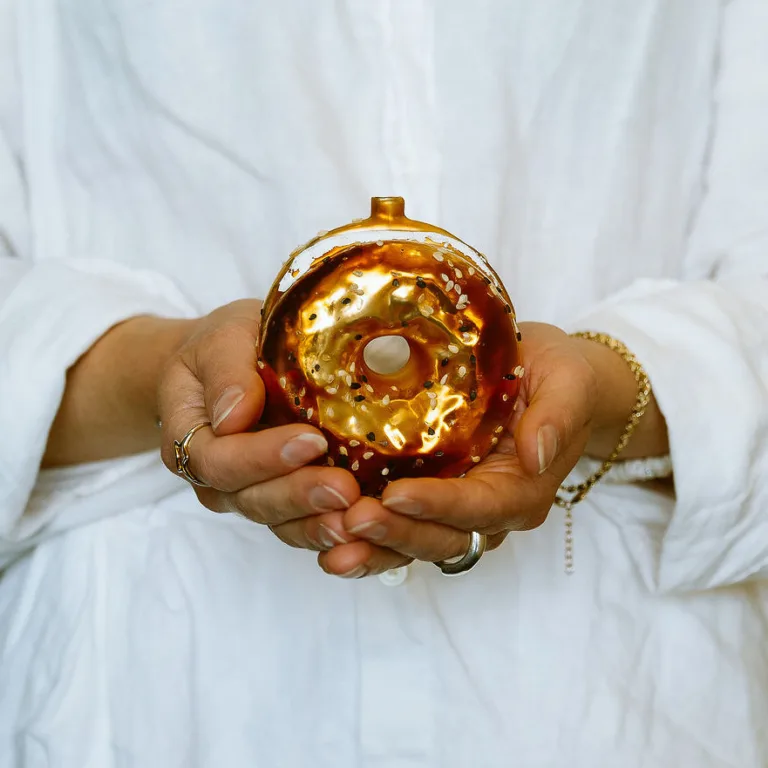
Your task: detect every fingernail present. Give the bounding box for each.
[309,484,350,512]
[537,425,559,474]
[212,386,245,429]
[319,524,347,548]
[281,433,328,466]
[382,496,422,516]
[338,565,367,579]
[347,521,387,541]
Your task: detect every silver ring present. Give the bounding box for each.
[173,422,211,487]
[435,531,487,576]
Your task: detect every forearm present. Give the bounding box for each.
[42,316,195,468]
[573,336,669,461]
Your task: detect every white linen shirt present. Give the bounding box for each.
[1,1,767,766]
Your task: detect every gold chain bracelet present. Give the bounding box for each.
[556,331,652,574]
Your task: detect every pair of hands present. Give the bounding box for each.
[159,300,598,578]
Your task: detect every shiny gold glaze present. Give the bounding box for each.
[258,198,521,496]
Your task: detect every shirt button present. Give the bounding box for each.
[378,566,409,587]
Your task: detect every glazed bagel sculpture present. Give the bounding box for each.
[257,197,523,496]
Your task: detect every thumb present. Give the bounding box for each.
[192,321,266,436]
[513,353,596,478]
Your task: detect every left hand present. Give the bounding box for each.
[312,322,608,577]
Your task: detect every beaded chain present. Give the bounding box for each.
[556,332,652,574]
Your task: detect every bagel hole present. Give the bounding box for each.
[363,335,411,375]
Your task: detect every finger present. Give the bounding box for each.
[318,541,412,578]
[379,469,555,534]
[269,511,353,551]
[197,465,360,526]
[189,306,265,435]
[342,497,506,564]
[162,420,329,492]
[513,343,596,477]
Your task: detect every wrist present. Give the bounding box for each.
[571,333,668,460]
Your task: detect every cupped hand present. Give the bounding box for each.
[158,299,368,555]
[318,322,601,577]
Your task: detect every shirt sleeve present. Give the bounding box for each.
[571,0,768,593]
[0,0,196,567]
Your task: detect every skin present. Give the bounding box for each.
[43,299,668,578]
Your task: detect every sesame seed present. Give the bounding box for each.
[367,432,375,441]
[440,374,448,385]
[435,451,445,457]
[516,332,523,341]
[418,292,427,304]
[365,384,374,393]
[294,397,301,406]
[470,389,477,402]
[454,268,463,279]
[417,278,427,288]
[299,387,306,397]
[414,458,424,468]
[355,334,363,341]
[360,404,368,412]
[327,407,335,417]
[462,333,472,343]
[314,364,321,372]
[469,355,476,364]
[459,324,471,332]
[287,352,296,364]
[445,280,455,292]
[322,354,331,361]
[339,446,348,456]
[307,408,314,419]
[376,240,384,246]
[257,360,265,369]
[441,273,450,282]
[352,287,364,296]
[502,394,509,402]
[299,408,307,418]
[327,457,335,467]
[458,366,467,378]
[363,451,374,460]
[381,468,390,476]
[505,305,512,314]
[458,294,468,305]
[309,313,317,320]
[350,382,362,390]
[341,297,351,305]
[354,269,363,277]
[427,391,437,400]
[428,427,436,436]
[347,361,355,373]
[351,461,360,471]
[441,358,449,367]
[519,367,525,377]
[392,279,400,287]
[391,385,399,392]
[326,387,338,394]
[468,267,476,276]
[495,426,504,434]
[429,400,437,410]
[419,306,434,317]
[354,395,365,402]
[472,456,481,463]
[382,394,391,406]
[349,440,360,447]
[448,344,460,354]
[504,373,517,380]
[380,440,389,447]
[491,437,499,446]
[345,375,353,386]
[424,381,434,388]
[433,253,445,262]
[361,375,368,383]
[326,373,335,383]
[279,377,287,389]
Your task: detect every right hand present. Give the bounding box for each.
[157,299,364,559]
